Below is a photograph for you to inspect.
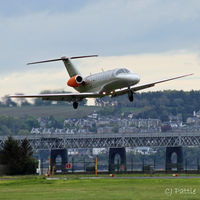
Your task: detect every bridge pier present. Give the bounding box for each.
[50,149,68,173]
[109,147,126,172]
[166,147,183,172]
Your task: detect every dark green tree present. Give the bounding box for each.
[0,136,21,174]
[2,95,17,107]
[0,137,37,175]
[20,139,37,174]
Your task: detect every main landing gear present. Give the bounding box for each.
[73,102,78,109]
[128,90,134,102]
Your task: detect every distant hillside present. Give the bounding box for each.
[0,105,100,119]
[0,90,199,136]
[0,90,199,122]
[95,90,200,121]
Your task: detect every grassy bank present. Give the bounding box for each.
[0,105,100,119]
[0,105,150,119]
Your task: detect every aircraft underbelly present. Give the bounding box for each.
[74,76,137,93]
[92,79,136,93]
[103,79,134,91]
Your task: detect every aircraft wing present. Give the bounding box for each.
[113,74,193,97]
[10,92,103,102]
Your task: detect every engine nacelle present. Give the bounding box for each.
[67,75,83,87]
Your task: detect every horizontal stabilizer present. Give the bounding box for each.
[27,55,98,65]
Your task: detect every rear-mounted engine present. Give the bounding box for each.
[67,75,84,87]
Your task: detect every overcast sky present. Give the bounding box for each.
[0,0,200,97]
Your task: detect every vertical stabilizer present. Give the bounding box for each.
[61,57,81,77]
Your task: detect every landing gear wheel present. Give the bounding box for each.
[128,90,134,102]
[73,102,78,109]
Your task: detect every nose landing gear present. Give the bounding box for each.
[128,90,134,102]
[73,102,78,109]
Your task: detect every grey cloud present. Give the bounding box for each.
[0,0,200,74]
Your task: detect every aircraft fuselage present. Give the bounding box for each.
[75,68,140,95]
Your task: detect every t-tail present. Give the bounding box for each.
[27,55,98,77]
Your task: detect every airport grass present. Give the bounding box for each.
[0,176,200,200]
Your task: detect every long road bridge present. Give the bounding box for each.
[1,132,200,172]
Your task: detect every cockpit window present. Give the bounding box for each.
[124,69,130,73]
[115,68,130,75]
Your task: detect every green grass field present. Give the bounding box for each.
[0,176,199,200]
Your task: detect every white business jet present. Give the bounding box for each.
[10,55,192,109]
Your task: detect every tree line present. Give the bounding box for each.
[0,136,38,175]
[0,115,64,136]
[95,90,200,121]
[0,116,39,135]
